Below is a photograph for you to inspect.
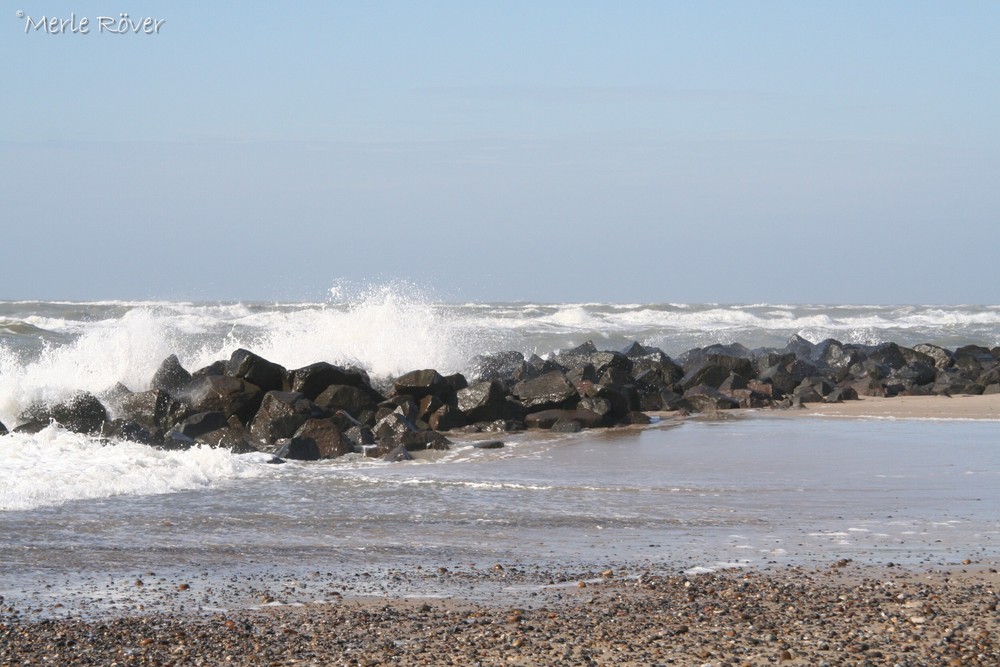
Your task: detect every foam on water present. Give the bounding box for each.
[0,425,267,511]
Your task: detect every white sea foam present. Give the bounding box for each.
[0,426,266,511]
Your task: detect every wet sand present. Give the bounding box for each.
[794,393,1000,421]
[2,561,998,666]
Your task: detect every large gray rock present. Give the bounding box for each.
[185,375,264,424]
[523,408,604,429]
[289,362,375,401]
[20,392,108,435]
[227,349,286,393]
[682,385,740,412]
[292,418,351,459]
[457,381,522,423]
[467,351,528,386]
[511,371,579,410]
[150,354,193,396]
[913,343,954,369]
[314,384,379,422]
[116,389,186,441]
[249,391,319,448]
[391,369,450,402]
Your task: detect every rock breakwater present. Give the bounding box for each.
[7,337,999,460]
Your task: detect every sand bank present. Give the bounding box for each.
[795,393,1000,421]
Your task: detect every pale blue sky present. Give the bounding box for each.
[2,2,998,303]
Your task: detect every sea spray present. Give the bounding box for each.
[0,425,266,511]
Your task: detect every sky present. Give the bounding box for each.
[2,1,998,304]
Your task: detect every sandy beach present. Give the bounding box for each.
[3,395,998,665]
[3,561,998,666]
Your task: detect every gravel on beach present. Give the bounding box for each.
[3,561,998,666]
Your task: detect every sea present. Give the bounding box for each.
[1,290,999,617]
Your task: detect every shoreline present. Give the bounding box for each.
[3,560,998,666]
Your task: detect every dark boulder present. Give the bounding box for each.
[274,436,320,461]
[824,386,859,403]
[428,404,465,431]
[0,420,6,436]
[150,354,193,396]
[524,408,604,429]
[289,362,375,401]
[314,384,379,423]
[550,418,582,433]
[783,334,815,360]
[116,389,186,441]
[376,396,420,424]
[889,361,937,388]
[190,360,227,382]
[185,375,264,424]
[391,369,450,402]
[932,368,984,396]
[619,411,652,425]
[249,391,320,448]
[172,411,229,439]
[847,377,888,397]
[292,418,351,459]
[511,371,579,410]
[577,397,614,425]
[343,423,376,451]
[457,381,522,423]
[102,419,155,445]
[467,351,527,386]
[553,346,633,378]
[472,439,504,449]
[866,343,909,370]
[814,339,865,370]
[913,344,954,369]
[381,445,413,462]
[227,349,286,393]
[682,385,739,412]
[374,411,419,444]
[20,392,108,435]
[954,345,997,372]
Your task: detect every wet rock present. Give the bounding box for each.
[102,419,155,444]
[391,369,450,402]
[20,392,108,435]
[619,411,652,425]
[227,349,287,393]
[458,381,522,423]
[512,371,579,410]
[381,444,413,462]
[550,417,582,432]
[344,423,376,451]
[554,344,633,378]
[183,375,264,425]
[784,334,815,360]
[954,344,997,371]
[472,439,504,449]
[914,343,955,369]
[274,436,320,461]
[524,408,604,429]
[314,385,379,423]
[116,389,187,442]
[249,391,320,448]
[933,368,984,395]
[190,360,227,382]
[0,420,6,435]
[150,354,193,396]
[292,418,351,459]
[290,362,376,401]
[848,377,888,397]
[374,411,419,444]
[682,385,740,412]
[428,404,465,431]
[468,351,527,386]
[825,386,859,402]
[172,411,229,439]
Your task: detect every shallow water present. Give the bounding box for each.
[2,416,996,586]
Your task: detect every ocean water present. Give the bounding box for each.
[1,291,999,615]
